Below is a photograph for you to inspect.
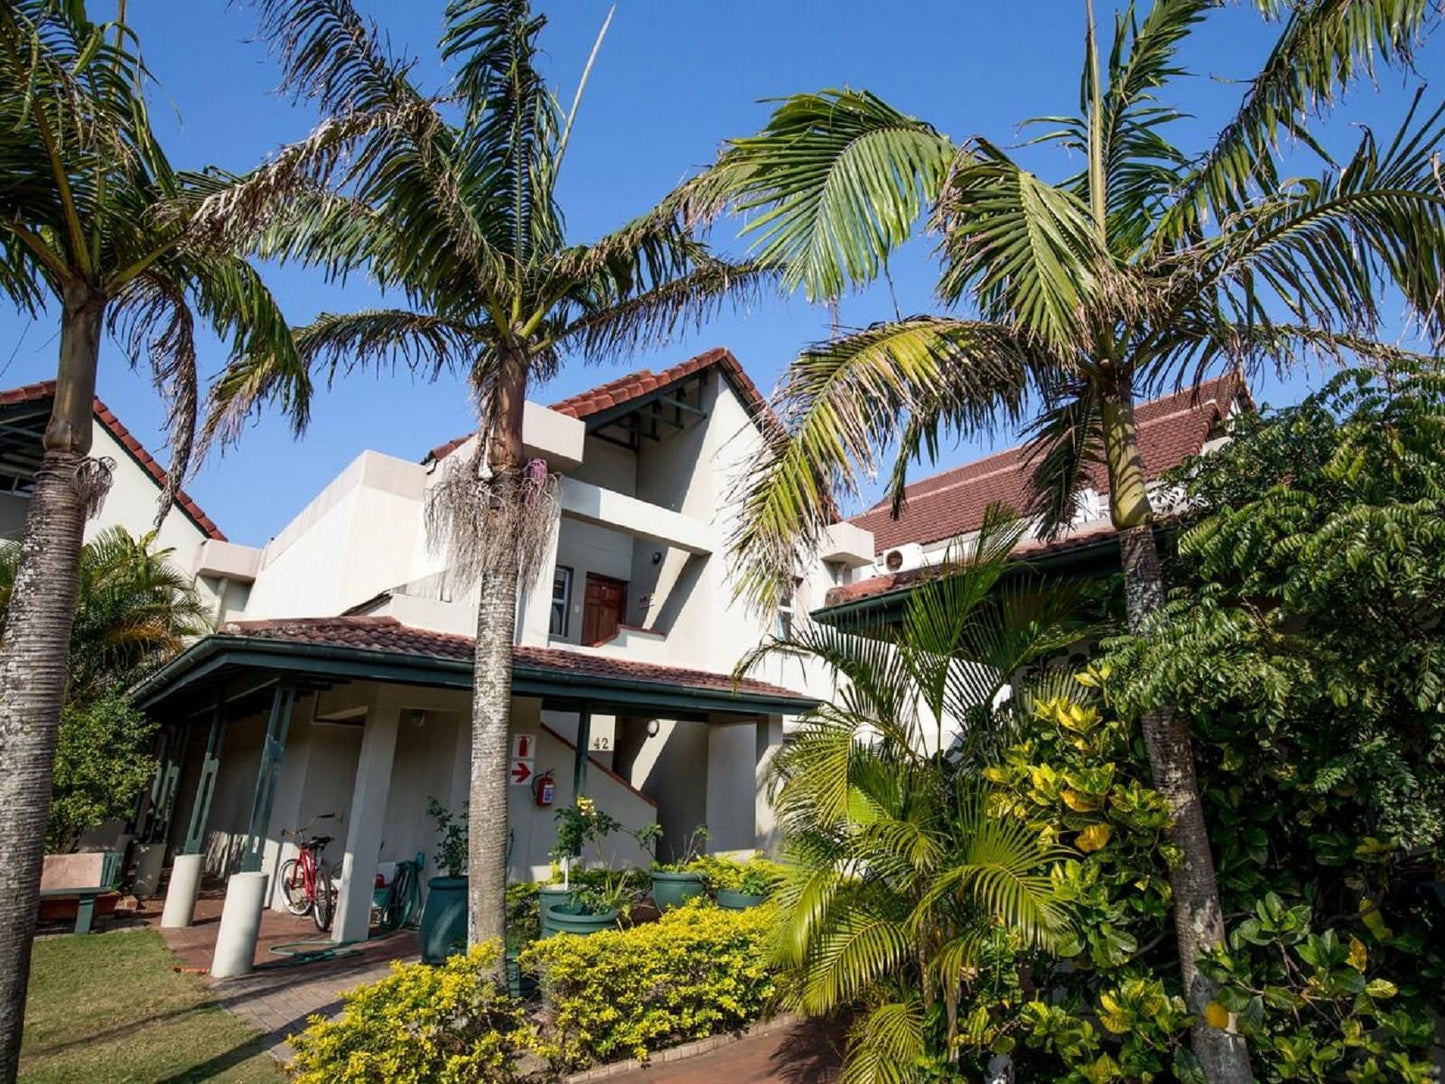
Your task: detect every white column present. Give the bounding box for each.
[263,699,314,911]
[332,692,401,943]
[516,502,562,646]
[211,871,269,979]
[160,853,204,928]
[705,720,758,854]
[754,715,785,853]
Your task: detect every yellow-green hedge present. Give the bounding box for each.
[520,900,778,1072]
[288,943,530,1083]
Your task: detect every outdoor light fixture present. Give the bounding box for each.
[407,709,428,728]
[646,719,661,737]
[651,550,663,565]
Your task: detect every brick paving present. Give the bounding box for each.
[142,886,417,1063]
[606,1018,843,1084]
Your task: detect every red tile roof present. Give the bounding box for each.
[218,615,806,702]
[850,375,1245,555]
[425,347,774,463]
[0,381,225,540]
[823,520,1124,608]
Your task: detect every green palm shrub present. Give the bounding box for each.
[749,514,1086,1080]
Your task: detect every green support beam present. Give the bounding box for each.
[240,680,297,873]
[573,702,593,799]
[182,695,228,855]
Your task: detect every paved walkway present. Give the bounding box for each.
[608,1018,843,1084]
[146,888,418,1063]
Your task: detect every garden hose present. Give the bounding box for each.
[376,855,424,933]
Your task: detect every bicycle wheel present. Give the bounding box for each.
[311,861,335,932]
[278,858,310,916]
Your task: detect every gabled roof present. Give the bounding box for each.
[850,374,1246,555]
[131,615,813,716]
[425,347,773,463]
[0,381,225,540]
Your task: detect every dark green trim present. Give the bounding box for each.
[240,680,296,873]
[135,634,816,720]
[573,702,592,798]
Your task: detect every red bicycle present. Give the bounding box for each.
[278,814,337,931]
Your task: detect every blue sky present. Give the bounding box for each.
[1,2,1438,545]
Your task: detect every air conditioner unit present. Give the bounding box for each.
[879,542,925,575]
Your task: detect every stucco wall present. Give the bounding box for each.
[243,452,428,619]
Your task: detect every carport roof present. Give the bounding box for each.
[134,615,815,718]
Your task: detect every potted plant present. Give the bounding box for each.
[639,823,710,910]
[418,797,468,964]
[543,798,620,936]
[710,857,784,911]
[543,872,636,937]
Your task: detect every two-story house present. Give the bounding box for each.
[130,348,877,944]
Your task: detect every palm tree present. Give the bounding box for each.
[747,513,1081,1081]
[0,526,210,704]
[0,3,295,1072]
[193,0,767,954]
[691,3,1444,1078]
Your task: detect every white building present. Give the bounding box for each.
[129,348,877,944]
[0,380,257,622]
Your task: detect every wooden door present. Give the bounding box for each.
[581,574,626,645]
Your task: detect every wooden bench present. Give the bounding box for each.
[39,852,121,934]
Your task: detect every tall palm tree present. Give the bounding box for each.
[689,2,1444,1078]
[747,513,1081,1081]
[0,3,295,1073]
[193,0,767,954]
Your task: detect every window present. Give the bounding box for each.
[550,566,573,637]
[774,576,802,641]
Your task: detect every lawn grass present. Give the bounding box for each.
[20,928,283,1083]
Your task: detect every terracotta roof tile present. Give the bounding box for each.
[424,347,776,464]
[0,381,225,540]
[218,615,806,702]
[851,375,1244,554]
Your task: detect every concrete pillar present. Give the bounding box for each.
[160,852,204,927]
[263,699,314,911]
[705,721,758,854]
[332,693,401,943]
[755,715,785,853]
[211,871,269,979]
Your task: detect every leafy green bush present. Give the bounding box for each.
[520,900,778,1071]
[49,692,156,851]
[687,853,786,896]
[288,943,530,1083]
[971,679,1439,1082]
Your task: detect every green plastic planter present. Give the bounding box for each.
[543,901,619,937]
[538,884,573,937]
[650,870,705,911]
[716,889,768,911]
[419,876,467,964]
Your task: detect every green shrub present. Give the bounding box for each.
[287,943,530,1083]
[520,900,778,1071]
[687,853,786,896]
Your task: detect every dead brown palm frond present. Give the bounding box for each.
[424,452,560,591]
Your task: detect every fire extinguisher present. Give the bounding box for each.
[533,769,555,807]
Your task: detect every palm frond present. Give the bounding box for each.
[1022,384,1105,538]
[731,317,1037,607]
[1155,0,1432,245]
[716,89,957,302]
[936,139,1109,352]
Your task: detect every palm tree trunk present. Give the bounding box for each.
[1102,383,1252,1083]
[0,290,103,1082]
[466,355,528,963]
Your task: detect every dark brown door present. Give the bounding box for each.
[581,574,626,645]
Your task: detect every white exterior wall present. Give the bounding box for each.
[243,451,429,619]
